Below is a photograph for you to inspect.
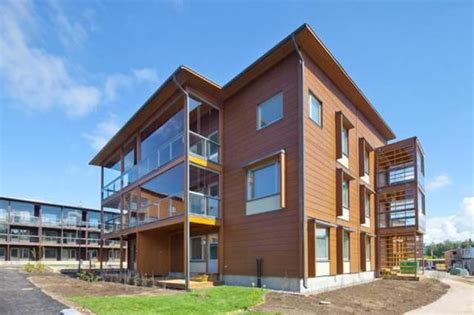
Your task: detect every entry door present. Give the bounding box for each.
[207,234,218,274]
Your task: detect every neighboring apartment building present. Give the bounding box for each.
[445,247,474,275]
[90,24,425,292]
[0,196,124,264]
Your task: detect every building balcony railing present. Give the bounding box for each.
[10,215,40,225]
[102,133,184,200]
[189,131,220,164]
[41,217,63,227]
[189,191,220,217]
[10,234,40,243]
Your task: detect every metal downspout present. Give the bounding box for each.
[292,34,307,289]
[173,74,190,290]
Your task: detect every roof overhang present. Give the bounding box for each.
[89,66,222,166]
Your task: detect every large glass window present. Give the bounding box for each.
[342,180,350,209]
[140,110,184,177]
[41,205,62,226]
[418,190,425,215]
[342,127,349,157]
[316,227,329,260]
[10,201,36,224]
[138,164,184,224]
[88,211,101,228]
[366,236,371,261]
[389,166,415,185]
[44,248,58,260]
[191,236,203,260]
[309,93,322,126]
[365,193,371,218]
[63,208,82,227]
[0,200,7,223]
[343,231,350,261]
[247,162,280,200]
[257,93,283,129]
[364,148,370,175]
[0,224,7,241]
[0,247,5,259]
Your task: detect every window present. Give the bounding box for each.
[44,248,57,260]
[247,162,280,200]
[316,227,329,260]
[343,231,350,261]
[342,180,350,209]
[191,237,204,260]
[418,190,425,215]
[257,93,283,129]
[342,127,349,157]
[364,149,370,175]
[365,193,370,218]
[366,236,371,261]
[0,247,5,259]
[309,93,322,126]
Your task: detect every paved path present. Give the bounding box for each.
[0,267,66,315]
[406,273,474,315]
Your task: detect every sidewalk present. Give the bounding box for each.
[406,271,474,315]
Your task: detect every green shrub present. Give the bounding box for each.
[24,262,47,273]
[24,263,35,273]
[78,270,100,282]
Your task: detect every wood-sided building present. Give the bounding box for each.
[90,24,425,292]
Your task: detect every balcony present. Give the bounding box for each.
[10,234,40,243]
[42,235,62,244]
[10,214,40,225]
[189,131,220,164]
[41,217,63,227]
[189,191,219,217]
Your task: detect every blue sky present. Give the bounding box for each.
[0,0,472,243]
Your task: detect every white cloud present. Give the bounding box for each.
[82,115,120,151]
[425,196,474,244]
[104,68,158,102]
[426,175,452,191]
[0,0,158,117]
[0,0,101,117]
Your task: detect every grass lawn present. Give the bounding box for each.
[71,286,267,315]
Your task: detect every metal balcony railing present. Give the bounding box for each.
[189,131,220,163]
[189,191,220,217]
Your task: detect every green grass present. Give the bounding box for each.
[71,286,267,315]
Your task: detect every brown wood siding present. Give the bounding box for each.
[137,229,171,276]
[170,232,184,273]
[303,50,387,275]
[222,54,301,278]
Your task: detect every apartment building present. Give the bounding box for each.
[90,24,425,292]
[0,196,124,264]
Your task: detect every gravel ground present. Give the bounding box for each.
[0,267,66,315]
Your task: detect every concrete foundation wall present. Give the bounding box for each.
[224,271,375,293]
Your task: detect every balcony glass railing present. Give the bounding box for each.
[10,215,40,225]
[378,209,416,228]
[189,131,220,163]
[41,217,62,227]
[104,217,121,233]
[10,234,40,243]
[103,133,184,200]
[0,212,7,223]
[189,191,219,217]
[42,235,61,244]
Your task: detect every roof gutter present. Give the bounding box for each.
[292,34,308,290]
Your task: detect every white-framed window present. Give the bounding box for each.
[342,127,349,157]
[342,180,350,209]
[343,231,350,261]
[309,93,322,126]
[191,236,204,261]
[365,192,370,218]
[366,236,371,261]
[247,161,280,201]
[257,93,283,129]
[364,148,370,175]
[316,227,329,260]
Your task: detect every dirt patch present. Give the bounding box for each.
[253,278,449,315]
[29,272,182,314]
